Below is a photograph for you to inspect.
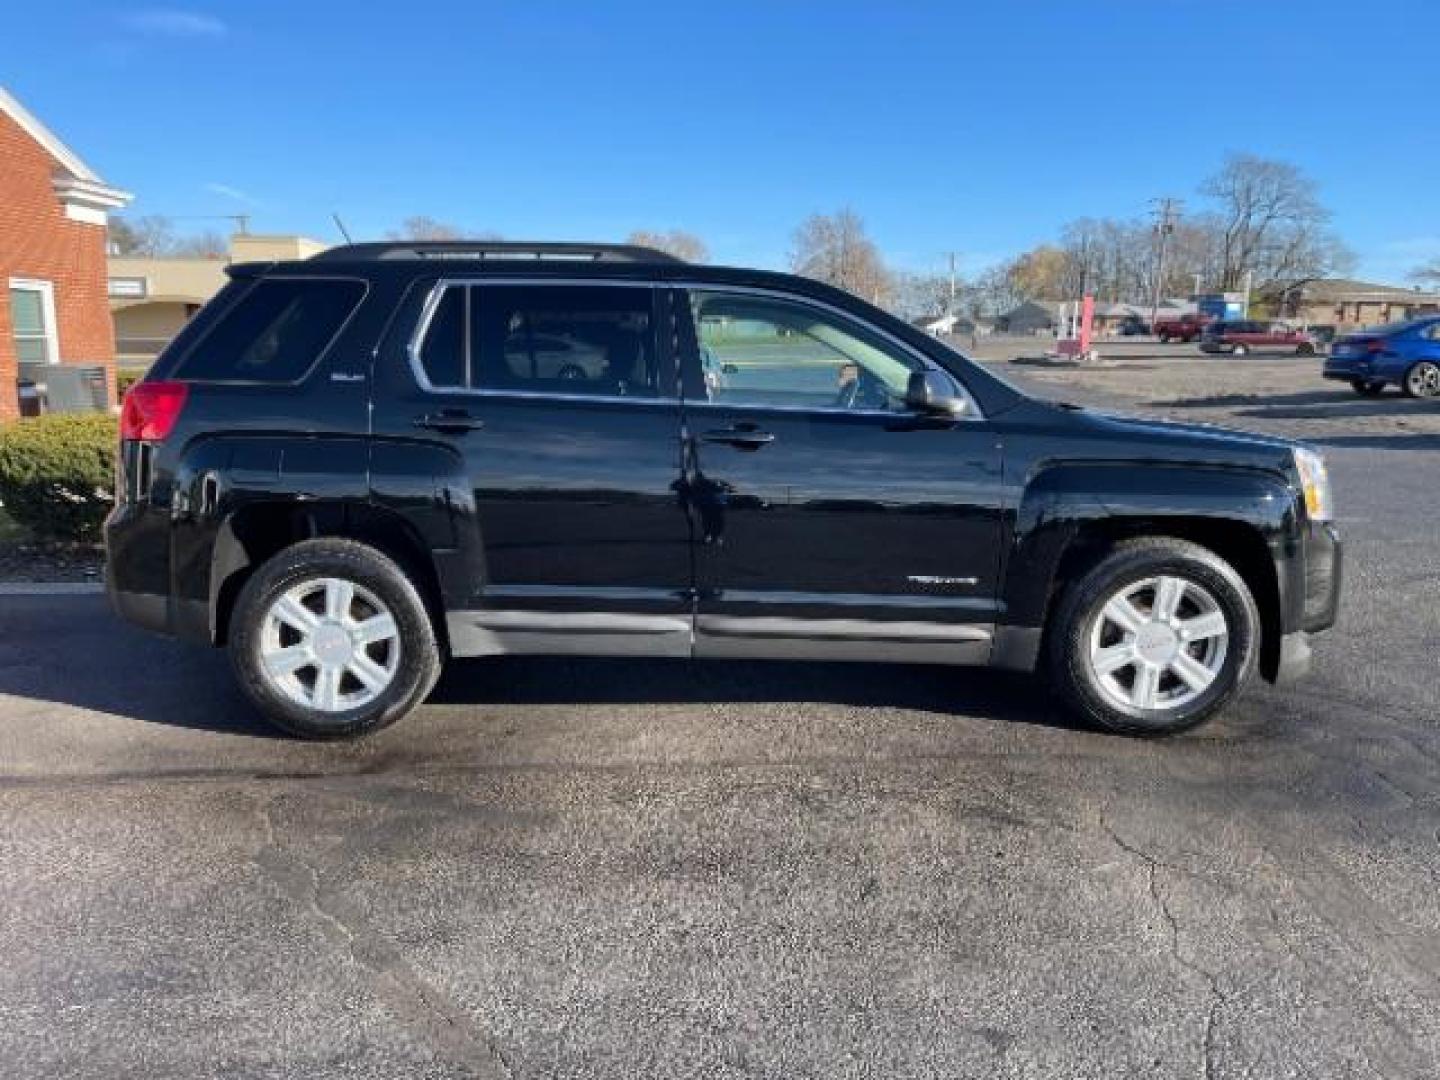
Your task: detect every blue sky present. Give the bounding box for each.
[5,1,1438,281]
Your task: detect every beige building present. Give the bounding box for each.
[1264,278,1440,331]
[109,233,326,365]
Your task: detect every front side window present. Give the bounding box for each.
[8,279,57,365]
[414,284,660,398]
[687,291,921,412]
[175,278,365,382]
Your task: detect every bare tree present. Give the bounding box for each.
[387,216,468,241]
[109,215,179,256]
[790,209,894,305]
[893,272,956,320]
[171,230,228,258]
[1201,154,1342,289]
[627,229,709,262]
[973,262,1025,316]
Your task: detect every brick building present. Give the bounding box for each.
[0,86,131,421]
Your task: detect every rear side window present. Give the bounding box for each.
[175,278,364,383]
[413,284,661,398]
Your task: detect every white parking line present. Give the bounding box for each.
[0,582,106,597]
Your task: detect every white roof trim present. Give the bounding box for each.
[0,84,105,183]
[1,85,132,220]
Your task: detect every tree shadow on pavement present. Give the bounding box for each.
[1150,387,1440,421]
[0,598,1085,739]
[1306,433,1440,452]
[431,655,1087,733]
[0,595,283,738]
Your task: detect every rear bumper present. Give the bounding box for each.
[1323,358,1376,381]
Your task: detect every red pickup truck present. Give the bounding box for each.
[1154,312,1213,343]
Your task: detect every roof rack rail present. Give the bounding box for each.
[309,240,684,264]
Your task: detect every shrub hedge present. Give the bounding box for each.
[0,413,118,543]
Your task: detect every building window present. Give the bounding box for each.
[108,277,149,299]
[9,279,59,365]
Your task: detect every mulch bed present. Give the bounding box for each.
[0,541,105,584]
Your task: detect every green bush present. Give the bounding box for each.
[0,414,117,543]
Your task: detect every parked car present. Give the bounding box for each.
[107,241,1341,739]
[1323,316,1440,398]
[1200,320,1317,356]
[1154,312,1212,343]
[1117,314,1150,336]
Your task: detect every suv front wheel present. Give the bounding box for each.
[229,539,442,738]
[1048,538,1260,735]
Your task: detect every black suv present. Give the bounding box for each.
[107,242,1342,738]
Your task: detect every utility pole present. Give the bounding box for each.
[942,251,961,314]
[1149,197,1183,331]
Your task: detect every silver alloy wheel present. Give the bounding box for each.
[1407,361,1440,398]
[1087,575,1229,712]
[259,577,401,713]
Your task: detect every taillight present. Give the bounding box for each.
[119,380,189,441]
[1364,338,1386,355]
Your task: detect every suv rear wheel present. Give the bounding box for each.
[1048,538,1260,735]
[229,539,442,738]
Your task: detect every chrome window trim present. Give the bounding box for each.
[404,277,984,420]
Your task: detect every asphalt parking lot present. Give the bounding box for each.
[2,349,1438,1078]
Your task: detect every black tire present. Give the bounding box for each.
[1231,343,1248,357]
[1351,379,1385,397]
[1402,360,1440,399]
[229,538,442,739]
[556,364,586,380]
[1158,334,1171,344]
[1296,342,1316,356]
[1047,538,1261,736]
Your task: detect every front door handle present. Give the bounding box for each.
[414,410,485,434]
[700,426,775,451]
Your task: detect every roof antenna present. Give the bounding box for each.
[331,212,354,244]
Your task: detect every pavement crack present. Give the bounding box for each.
[251,794,511,1079]
[1101,815,1227,1080]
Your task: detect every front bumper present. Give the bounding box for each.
[1269,519,1341,685]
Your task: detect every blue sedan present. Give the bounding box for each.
[1323,316,1440,398]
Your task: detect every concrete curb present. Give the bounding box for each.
[0,582,105,596]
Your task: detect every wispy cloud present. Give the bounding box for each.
[123,9,228,38]
[204,182,258,206]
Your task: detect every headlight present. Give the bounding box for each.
[1293,447,1333,522]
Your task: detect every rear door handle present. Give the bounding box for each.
[414,411,485,434]
[700,426,775,451]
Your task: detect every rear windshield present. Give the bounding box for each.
[173,278,365,383]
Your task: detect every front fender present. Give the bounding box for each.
[997,461,1303,665]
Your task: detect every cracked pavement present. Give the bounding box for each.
[1,355,1437,1078]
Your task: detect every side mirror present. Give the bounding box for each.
[905,369,969,418]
